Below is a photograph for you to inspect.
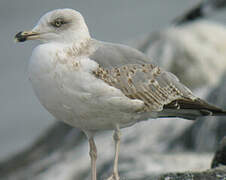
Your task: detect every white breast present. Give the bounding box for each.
[28,43,144,130]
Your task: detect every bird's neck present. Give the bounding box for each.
[58,37,95,57]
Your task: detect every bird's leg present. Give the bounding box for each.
[113,128,121,179]
[89,137,97,180]
[107,128,121,180]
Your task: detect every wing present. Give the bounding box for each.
[89,40,226,119]
[93,63,195,112]
[89,40,150,68]
[90,40,226,120]
[94,64,226,119]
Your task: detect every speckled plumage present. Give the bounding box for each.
[93,64,190,111]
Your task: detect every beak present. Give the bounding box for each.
[14,31,40,42]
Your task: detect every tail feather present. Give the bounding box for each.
[158,98,226,120]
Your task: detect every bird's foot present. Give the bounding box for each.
[106,173,120,180]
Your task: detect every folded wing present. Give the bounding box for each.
[90,40,226,120]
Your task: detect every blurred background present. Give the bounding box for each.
[1,0,226,163]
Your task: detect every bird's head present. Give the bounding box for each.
[15,8,90,44]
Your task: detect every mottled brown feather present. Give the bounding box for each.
[93,64,196,112]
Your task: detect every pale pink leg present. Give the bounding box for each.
[89,138,97,180]
[107,128,121,180]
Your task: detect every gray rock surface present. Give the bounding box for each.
[132,21,226,90]
[156,166,226,180]
[212,136,226,168]
[173,0,226,25]
[169,74,226,152]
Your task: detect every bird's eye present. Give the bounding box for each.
[52,18,65,28]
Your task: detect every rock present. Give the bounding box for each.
[0,119,197,180]
[156,166,226,180]
[211,136,226,168]
[168,74,226,152]
[173,0,226,25]
[132,21,226,90]
[0,122,84,179]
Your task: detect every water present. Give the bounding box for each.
[0,0,224,160]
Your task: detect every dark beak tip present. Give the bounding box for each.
[15,31,23,37]
[15,31,27,42]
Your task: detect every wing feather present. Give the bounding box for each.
[89,40,149,68]
[90,40,226,119]
[93,63,195,112]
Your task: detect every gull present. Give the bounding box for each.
[15,9,226,180]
